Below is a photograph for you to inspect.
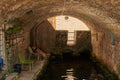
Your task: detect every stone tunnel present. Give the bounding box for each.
[0,0,120,79]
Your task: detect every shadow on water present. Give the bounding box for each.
[38,50,117,80]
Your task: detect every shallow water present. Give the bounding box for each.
[38,54,104,80]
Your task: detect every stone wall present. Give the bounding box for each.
[53,31,92,55]
[52,30,68,55]
[55,31,68,47]
[30,20,56,53]
[91,30,120,77]
[4,18,36,69]
[75,31,92,53]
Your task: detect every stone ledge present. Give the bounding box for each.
[18,58,48,80]
[5,60,47,80]
[6,73,18,80]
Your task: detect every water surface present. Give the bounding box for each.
[39,53,104,80]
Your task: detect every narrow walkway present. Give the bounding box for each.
[18,60,46,80]
[6,57,49,80]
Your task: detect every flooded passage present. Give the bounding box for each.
[38,53,104,80]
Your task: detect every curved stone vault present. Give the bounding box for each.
[0,0,120,79]
[0,0,120,33]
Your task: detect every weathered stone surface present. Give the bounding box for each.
[30,20,56,53]
[1,0,120,79]
[52,31,91,56]
[75,31,92,53]
[91,30,120,78]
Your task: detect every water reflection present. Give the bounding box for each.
[39,54,104,80]
[61,68,78,80]
[61,68,104,80]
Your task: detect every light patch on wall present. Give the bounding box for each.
[48,15,89,46]
[55,15,89,31]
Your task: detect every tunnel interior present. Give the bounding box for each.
[29,16,118,80]
[1,0,120,79]
[29,15,92,57]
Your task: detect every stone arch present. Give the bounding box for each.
[1,0,117,33]
[1,0,120,78]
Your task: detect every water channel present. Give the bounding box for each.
[38,52,118,80]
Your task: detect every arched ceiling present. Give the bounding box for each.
[0,0,120,37]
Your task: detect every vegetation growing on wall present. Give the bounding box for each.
[5,25,22,34]
[5,18,24,71]
[5,18,23,35]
